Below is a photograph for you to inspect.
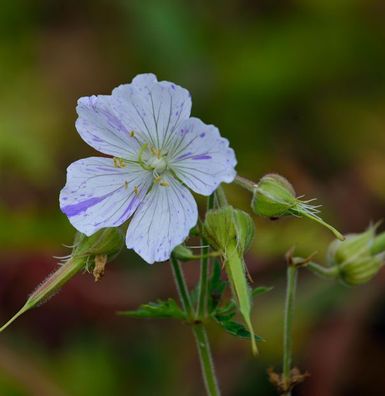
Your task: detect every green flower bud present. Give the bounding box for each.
[0,228,124,332]
[309,225,385,286]
[251,174,296,218]
[233,209,255,254]
[251,174,344,240]
[203,206,255,255]
[326,226,376,267]
[74,227,124,262]
[339,256,383,286]
[370,231,385,256]
[172,245,195,261]
[203,206,258,355]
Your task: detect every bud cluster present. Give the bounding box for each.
[326,225,385,286]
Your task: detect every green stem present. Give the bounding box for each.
[214,186,228,207]
[282,265,298,396]
[197,195,215,318]
[170,256,220,396]
[170,256,194,319]
[192,323,220,396]
[233,175,257,192]
[306,261,339,279]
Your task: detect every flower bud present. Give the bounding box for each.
[0,227,124,332]
[172,245,195,261]
[203,206,255,255]
[73,227,124,261]
[339,256,383,286]
[203,206,258,355]
[251,174,296,218]
[233,209,255,254]
[318,225,385,286]
[251,173,344,240]
[326,226,376,267]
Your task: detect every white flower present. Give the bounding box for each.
[60,74,237,263]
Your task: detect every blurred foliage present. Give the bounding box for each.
[1,0,385,395]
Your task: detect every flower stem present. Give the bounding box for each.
[197,195,215,318]
[282,264,298,396]
[214,186,228,207]
[306,261,339,279]
[170,256,221,396]
[170,256,194,319]
[192,323,220,396]
[233,175,257,192]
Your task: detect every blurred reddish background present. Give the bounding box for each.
[1,1,385,395]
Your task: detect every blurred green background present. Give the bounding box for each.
[1,0,385,395]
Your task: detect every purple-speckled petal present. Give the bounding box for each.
[111,74,192,149]
[76,96,140,159]
[168,117,237,195]
[125,174,198,264]
[60,157,152,236]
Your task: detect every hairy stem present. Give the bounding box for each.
[233,175,257,192]
[170,256,194,318]
[214,186,228,207]
[170,257,221,396]
[192,323,220,396]
[306,261,339,279]
[283,265,298,396]
[197,194,215,318]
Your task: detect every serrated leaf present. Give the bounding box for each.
[213,315,264,342]
[117,299,186,320]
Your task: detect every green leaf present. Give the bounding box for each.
[213,315,264,342]
[208,260,227,313]
[212,285,273,319]
[117,299,186,320]
[252,286,273,297]
[226,244,258,355]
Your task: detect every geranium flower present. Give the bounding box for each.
[60,74,237,263]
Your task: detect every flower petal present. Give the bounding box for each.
[125,175,198,264]
[76,95,140,158]
[112,74,191,150]
[60,157,152,236]
[168,117,237,195]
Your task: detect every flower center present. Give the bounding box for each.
[147,156,167,174]
[137,144,169,176]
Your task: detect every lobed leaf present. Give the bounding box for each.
[118,299,186,320]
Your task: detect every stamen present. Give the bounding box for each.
[130,130,143,146]
[124,181,129,189]
[154,175,162,184]
[113,157,127,168]
[160,181,169,187]
[134,186,139,195]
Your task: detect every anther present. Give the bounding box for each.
[113,157,126,168]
